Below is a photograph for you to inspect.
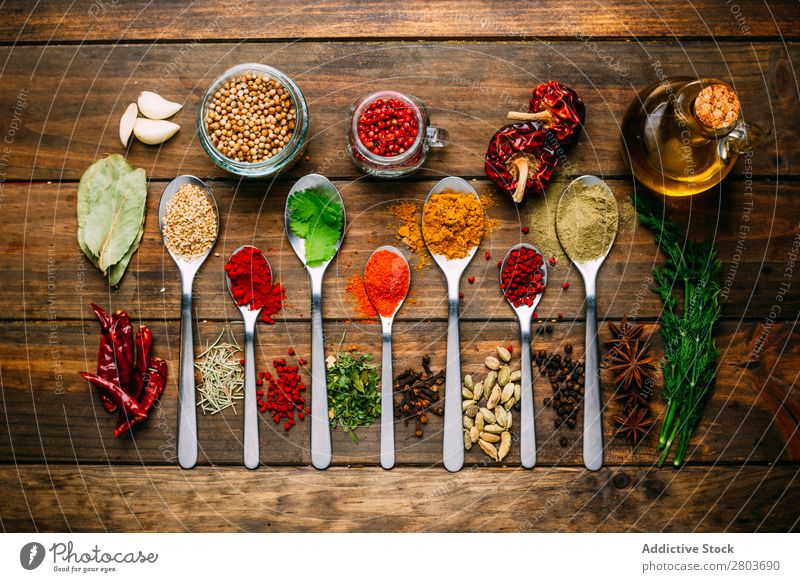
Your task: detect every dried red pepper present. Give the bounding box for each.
[484,121,559,203]
[80,371,148,420]
[131,325,152,401]
[507,80,585,145]
[114,357,167,437]
[83,305,168,438]
[91,303,120,413]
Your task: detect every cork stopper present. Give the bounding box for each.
[694,84,740,129]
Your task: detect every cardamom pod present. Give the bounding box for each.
[463,374,474,390]
[486,386,502,409]
[484,370,497,392]
[509,370,521,383]
[474,381,485,401]
[506,411,513,430]
[470,426,480,443]
[465,404,480,418]
[498,365,510,387]
[496,346,512,363]
[501,382,514,403]
[484,356,501,370]
[495,405,508,427]
[479,407,496,424]
[514,382,521,402]
[498,431,511,461]
[462,399,477,411]
[462,386,474,400]
[463,415,474,429]
[464,429,473,450]
[478,439,498,461]
[474,412,485,432]
[504,397,516,411]
[480,431,501,443]
[483,423,504,434]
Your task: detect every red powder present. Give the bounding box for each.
[224,246,286,324]
[364,249,410,317]
[346,273,378,318]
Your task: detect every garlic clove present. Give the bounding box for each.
[137,91,182,120]
[119,103,138,147]
[133,118,180,145]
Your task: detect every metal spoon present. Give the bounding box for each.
[364,245,410,470]
[285,174,346,470]
[225,245,269,470]
[423,176,483,473]
[500,243,547,469]
[555,175,618,471]
[158,175,219,470]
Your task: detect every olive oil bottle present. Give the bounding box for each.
[621,77,752,197]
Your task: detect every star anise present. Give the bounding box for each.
[612,387,651,409]
[607,339,656,390]
[607,315,644,346]
[613,406,655,446]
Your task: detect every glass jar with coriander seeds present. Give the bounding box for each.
[347,90,447,178]
[197,63,309,178]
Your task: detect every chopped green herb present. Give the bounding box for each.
[326,351,381,444]
[287,188,344,266]
[195,329,244,415]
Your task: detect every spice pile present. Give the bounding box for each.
[387,201,427,270]
[346,273,379,319]
[206,72,297,163]
[258,349,309,431]
[462,346,520,462]
[636,195,722,466]
[393,355,444,438]
[224,245,285,324]
[605,317,656,447]
[501,246,546,307]
[364,248,410,316]
[287,187,344,266]
[195,330,244,415]
[556,180,619,263]
[163,183,218,261]
[422,191,485,259]
[77,154,147,286]
[485,80,585,203]
[326,351,381,443]
[356,97,419,157]
[80,304,167,437]
[536,346,584,445]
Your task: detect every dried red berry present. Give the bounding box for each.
[468,276,475,284]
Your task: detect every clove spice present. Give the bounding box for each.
[393,355,445,438]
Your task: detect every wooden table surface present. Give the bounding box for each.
[1,1,798,533]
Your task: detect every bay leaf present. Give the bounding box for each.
[77,154,146,283]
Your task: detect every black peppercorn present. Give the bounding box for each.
[564,344,573,354]
[543,397,552,407]
[559,437,568,447]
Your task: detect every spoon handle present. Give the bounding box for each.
[243,317,259,469]
[380,325,394,469]
[583,276,603,471]
[519,320,536,468]
[443,285,464,472]
[177,275,198,469]
[310,280,332,469]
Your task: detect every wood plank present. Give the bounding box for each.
[0,179,796,322]
[1,464,797,532]
[1,319,797,466]
[0,42,796,180]
[2,1,797,42]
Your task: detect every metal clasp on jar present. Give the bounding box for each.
[426,126,448,148]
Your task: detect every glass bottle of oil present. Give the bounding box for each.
[621,77,752,197]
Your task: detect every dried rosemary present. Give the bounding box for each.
[195,329,244,415]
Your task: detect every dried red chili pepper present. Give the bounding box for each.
[507,80,586,145]
[484,121,559,203]
[114,357,167,437]
[131,325,152,401]
[91,303,120,413]
[109,311,134,391]
[80,371,147,420]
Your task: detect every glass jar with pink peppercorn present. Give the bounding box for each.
[347,90,447,178]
